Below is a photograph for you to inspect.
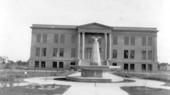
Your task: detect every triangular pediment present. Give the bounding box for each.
[78,22,111,29]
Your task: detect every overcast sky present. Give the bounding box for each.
[0,0,170,63]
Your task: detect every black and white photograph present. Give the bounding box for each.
[0,0,170,95]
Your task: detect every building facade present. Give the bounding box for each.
[29,22,158,72]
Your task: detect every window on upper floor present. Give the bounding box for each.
[60,34,65,44]
[124,36,129,45]
[112,50,117,59]
[54,34,59,43]
[35,47,40,57]
[148,50,153,60]
[113,36,118,45]
[130,50,135,59]
[131,36,135,45]
[53,48,58,57]
[37,33,41,43]
[59,48,64,57]
[142,50,146,59]
[43,34,47,43]
[42,48,46,57]
[142,37,146,46]
[148,37,152,46]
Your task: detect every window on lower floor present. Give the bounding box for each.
[53,62,57,68]
[112,50,117,59]
[124,50,128,59]
[130,64,135,70]
[42,48,46,57]
[142,64,146,71]
[130,50,135,59]
[59,48,64,57]
[148,50,152,60]
[41,61,46,68]
[112,63,117,66]
[142,50,146,60]
[59,62,64,68]
[148,64,152,71]
[35,61,39,68]
[35,47,40,57]
[124,63,128,70]
[53,48,58,57]
[70,62,76,65]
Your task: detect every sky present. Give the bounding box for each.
[0,0,170,63]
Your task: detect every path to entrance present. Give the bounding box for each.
[19,73,170,95]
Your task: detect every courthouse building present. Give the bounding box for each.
[29,22,158,72]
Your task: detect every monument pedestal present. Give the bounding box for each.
[81,69,102,77]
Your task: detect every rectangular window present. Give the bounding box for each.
[112,63,117,66]
[53,62,57,68]
[35,61,39,68]
[142,50,146,59]
[59,62,64,68]
[43,34,47,43]
[42,48,46,56]
[113,36,118,45]
[148,50,152,60]
[71,48,76,57]
[37,33,41,43]
[112,50,117,58]
[124,50,128,59]
[142,37,146,46]
[131,37,135,45]
[41,61,46,68]
[54,34,59,43]
[60,34,65,44]
[124,36,129,45]
[130,50,135,59]
[130,64,135,70]
[53,48,58,57]
[71,34,76,44]
[35,47,40,56]
[148,37,152,46]
[124,63,128,70]
[142,64,146,71]
[70,62,76,65]
[148,64,152,71]
[59,48,64,57]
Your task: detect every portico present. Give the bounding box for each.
[77,23,112,65]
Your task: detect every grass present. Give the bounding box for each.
[0,69,74,95]
[121,86,170,95]
[0,85,70,95]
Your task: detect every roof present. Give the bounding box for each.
[31,22,158,32]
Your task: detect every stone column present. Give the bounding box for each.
[105,33,107,60]
[109,33,112,60]
[78,32,80,59]
[82,32,85,59]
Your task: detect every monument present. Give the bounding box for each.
[67,36,121,82]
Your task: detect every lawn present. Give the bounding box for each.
[0,69,74,95]
[121,86,170,95]
[0,84,70,95]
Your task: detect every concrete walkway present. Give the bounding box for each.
[16,74,170,95]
